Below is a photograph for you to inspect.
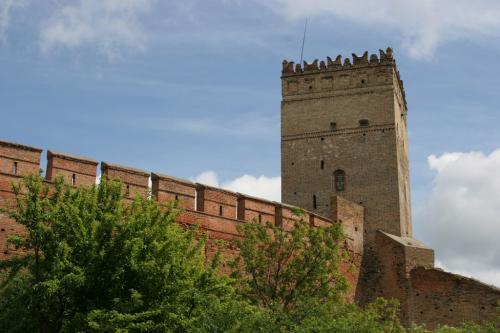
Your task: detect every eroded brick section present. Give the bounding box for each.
[237,194,277,225]
[409,268,500,329]
[151,173,196,210]
[46,150,98,187]
[101,162,149,198]
[196,184,237,219]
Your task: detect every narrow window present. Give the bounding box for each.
[12,162,18,175]
[219,205,223,216]
[334,170,346,191]
[330,122,337,131]
[258,214,262,223]
[126,184,130,197]
[71,173,76,186]
[359,119,369,127]
[320,160,324,170]
[313,194,317,209]
[175,195,179,201]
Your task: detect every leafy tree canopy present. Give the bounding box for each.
[0,176,260,332]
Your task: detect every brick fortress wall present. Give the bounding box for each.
[0,140,364,302]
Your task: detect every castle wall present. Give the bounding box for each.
[375,231,434,325]
[331,196,364,301]
[196,184,238,219]
[46,150,98,187]
[101,162,149,198]
[151,173,196,209]
[375,231,500,328]
[237,194,277,225]
[0,141,43,259]
[0,141,363,295]
[409,268,500,329]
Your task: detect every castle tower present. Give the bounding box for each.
[281,48,412,247]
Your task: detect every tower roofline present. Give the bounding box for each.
[281,47,407,108]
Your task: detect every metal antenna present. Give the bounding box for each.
[299,18,308,65]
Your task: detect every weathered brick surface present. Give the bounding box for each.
[101,162,149,198]
[46,150,98,187]
[152,173,196,209]
[237,194,277,225]
[375,231,435,326]
[410,268,500,329]
[196,184,237,219]
[0,140,42,177]
[331,196,364,254]
[0,141,42,259]
[0,175,26,259]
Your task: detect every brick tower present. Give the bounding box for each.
[281,48,412,249]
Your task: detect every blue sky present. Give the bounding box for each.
[1,0,499,286]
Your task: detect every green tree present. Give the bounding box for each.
[230,211,408,332]
[230,211,348,312]
[0,175,258,332]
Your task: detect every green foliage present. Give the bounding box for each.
[230,216,410,332]
[0,176,256,332]
[230,218,348,312]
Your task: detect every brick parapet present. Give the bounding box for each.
[46,150,98,187]
[237,194,277,225]
[151,173,196,209]
[101,162,149,198]
[196,183,238,219]
[0,140,42,177]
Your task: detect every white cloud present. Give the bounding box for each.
[417,149,500,287]
[193,171,281,202]
[39,0,155,60]
[0,0,25,44]
[260,0,500,58]
[192,170,220,187]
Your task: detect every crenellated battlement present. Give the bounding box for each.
[0,140,361,242]
[282,48,394,75]
[0,139,365,296]
[281,47,407,108]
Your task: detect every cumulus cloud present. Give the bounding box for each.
[0,0,25,44]
[193,171,281,202]
[260,0,500,58]
[417,149,500,287]
[192,171,220,187]
[39,0,155,60]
